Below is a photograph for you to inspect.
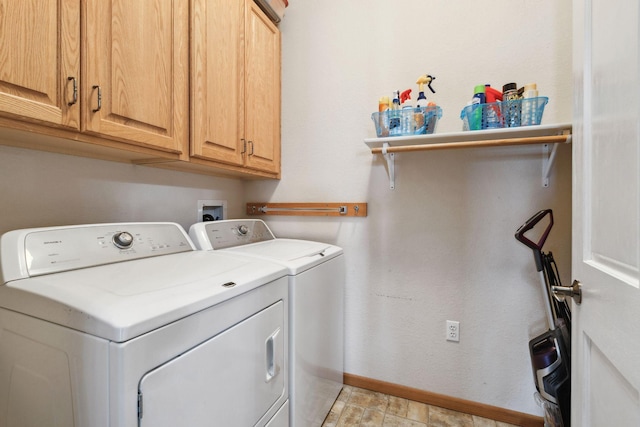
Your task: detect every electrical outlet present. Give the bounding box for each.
[446,320,460,342]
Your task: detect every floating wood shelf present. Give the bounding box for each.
[369,134,570,154]
[364,123,572,189]
[246,202,368,217]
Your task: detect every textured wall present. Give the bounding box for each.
[0,145,244,236]
[246,0,573,416]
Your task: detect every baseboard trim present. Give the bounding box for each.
[343,373,543,427]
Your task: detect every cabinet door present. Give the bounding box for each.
[245,0,281,174]
[0,0,80,129]
[83,0,188,155]
[190,0,245,166]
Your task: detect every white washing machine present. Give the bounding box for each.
[189,219,344,427]
[0,222,290,427]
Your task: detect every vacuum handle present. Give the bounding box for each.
[515,209,554,251]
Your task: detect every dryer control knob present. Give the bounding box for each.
[237,225,249,235]
[113,231,134,249]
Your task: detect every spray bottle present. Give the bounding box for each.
[400,89,412,106]
[415,75,436,106]
[416,74,437,132]
[389,90,401,136]
[400,89,413,134]
[415,75,428,107]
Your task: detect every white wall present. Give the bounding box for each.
[246,0,573,416]
[0,145,245,236]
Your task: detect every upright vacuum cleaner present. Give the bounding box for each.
[515,209,571,427]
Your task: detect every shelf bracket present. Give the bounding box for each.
[542,142,559,187]
[542,131,571,187]
[382,143,395,190]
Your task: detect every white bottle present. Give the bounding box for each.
[521,83,539,126]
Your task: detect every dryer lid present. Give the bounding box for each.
[0,251,286,342]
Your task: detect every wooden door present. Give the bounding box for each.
[191,0,245,166]
[0,0,80,129]
[83,0,188,155]
[244,0,281,175]
[572,0,640,425]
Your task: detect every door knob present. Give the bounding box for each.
[553,280,582,304]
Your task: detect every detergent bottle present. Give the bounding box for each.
[502,82,521,127]
[470,85,486,130]
[425,101,439,133]
[378,96,390,112]
[378,96,391,136]
[484,85,503,128]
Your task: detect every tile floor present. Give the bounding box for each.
[322,386,520,427]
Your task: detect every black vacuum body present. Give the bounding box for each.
[529,323,571,425]
[516,209,571,427]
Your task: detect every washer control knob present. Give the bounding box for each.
[237,225,249,235]
[113,231,134,249]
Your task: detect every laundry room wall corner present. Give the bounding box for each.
[245,0,572,417]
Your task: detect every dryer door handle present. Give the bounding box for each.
[265,328,281,383]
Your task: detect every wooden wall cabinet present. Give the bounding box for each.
[0,0,189,161]
[0,0,81,130]
[0,0,280,179]
[191,0,281,177]
[82,1,189,157]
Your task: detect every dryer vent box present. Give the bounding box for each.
[197,200,227,222]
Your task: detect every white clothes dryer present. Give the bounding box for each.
[0,223,290,427]
[189,219,344,427]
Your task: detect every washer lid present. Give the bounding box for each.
[0,251,287,342]
[223,239,342,274]
[189,220,343,273]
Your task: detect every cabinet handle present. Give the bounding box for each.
[92,85,102,112]
[241,138,246,154]
[248,140,254,156]
[67,77,78,106]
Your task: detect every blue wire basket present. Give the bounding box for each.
[460,96,549,131]
[372,106,443,137]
